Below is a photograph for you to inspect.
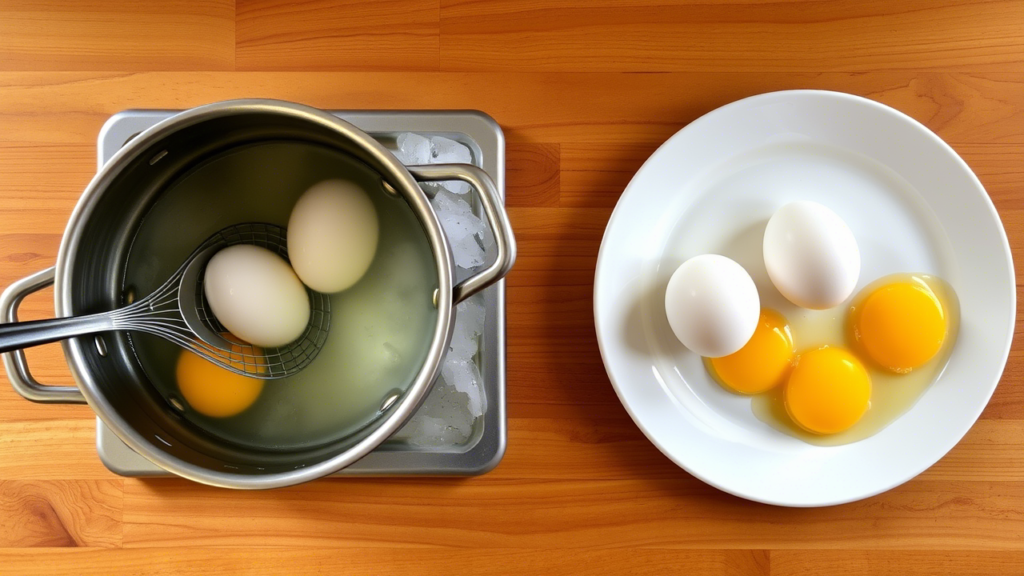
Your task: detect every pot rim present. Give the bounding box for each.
[55,99,456,489]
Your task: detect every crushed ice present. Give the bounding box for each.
[393,133,493,447]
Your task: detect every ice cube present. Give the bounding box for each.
[387,135,494,449]
[429,137,473,194]
[441,357,485,417]
[398,414,452,447]
[453,234,486,268]
[431,190,488,249]
[418,415,448,438]
[430,135,472,164]
[433,384,476,438]
[449,316,479,360]
[431,187,472,217]
[436,187,472,211]
[438,180,471,195]
[419,181,445,198]
[395,133,431,165]
[461,211,488,241]
[394,380,476,447]
[457,295,485,338]
[479,222,495,249]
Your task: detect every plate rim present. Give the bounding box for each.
[593,89,1016,507]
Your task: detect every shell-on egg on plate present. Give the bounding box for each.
[667,201,959,444]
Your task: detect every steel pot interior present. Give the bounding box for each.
[55,101,455,487]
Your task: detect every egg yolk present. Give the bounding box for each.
[785,347,871,435]
[710,309,794,394]
[176,339,265,418]
[852,280,946,373]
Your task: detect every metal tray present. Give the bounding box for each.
[95,109,507,476]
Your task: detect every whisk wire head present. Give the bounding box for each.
[116,223,330,379]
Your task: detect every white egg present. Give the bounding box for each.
[204,244,311,348]
[763,201,860,310]
[288,179,379,293]
[664,254,760,358]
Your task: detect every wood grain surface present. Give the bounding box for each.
[0,1,1021,574]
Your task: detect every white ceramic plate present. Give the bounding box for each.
[594,90,1015,507]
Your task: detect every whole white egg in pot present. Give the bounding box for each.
[763,201,861,310]
[288,179,380,293]
[203,244,311,348]
[664,254,760,358]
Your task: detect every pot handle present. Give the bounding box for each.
[0,267,86,404]
[407,164,517,304]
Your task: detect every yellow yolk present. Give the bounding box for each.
[852,280,946,373]
[176,338,264,418]
[785,347,871,435]
[710,309,794,394]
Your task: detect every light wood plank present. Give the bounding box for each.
[771,550,1024,576]
[560,142,657,208]
[0,420,113,479]
[0,548,768,575]
[506,143,560,207]
[504,206,608,286]
[0,480,122,547]
[439,0,1024,73]
[0,72,1019,146]
[558,131,1024,210]
[0,1,235,71]
[501,212,611,410]
[505,287,612,410]
[122,478,1024,549]
[904,420,1024,481]
[0,144,92,236]
[236,0,440,71]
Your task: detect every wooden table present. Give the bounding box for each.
[0,1,1021,574]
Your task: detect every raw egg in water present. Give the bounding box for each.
[708,309,794,394]
[784,346,871,435]
[176,336,265,418]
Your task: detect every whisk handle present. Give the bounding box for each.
[0,313,115,354]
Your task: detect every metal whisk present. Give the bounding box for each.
[0,223,330,379]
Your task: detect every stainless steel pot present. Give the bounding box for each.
[0,100,516,488]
